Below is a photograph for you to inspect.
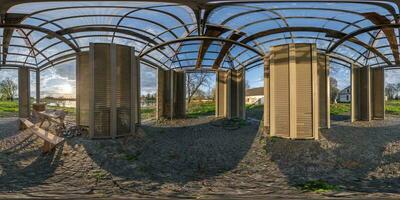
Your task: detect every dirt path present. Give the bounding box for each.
[0,116,399,199]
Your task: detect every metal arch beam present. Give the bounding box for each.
[111,5,191,42]
[327,24,400,53]
[139,36,264,59]
[54,26,158,46]
[212,31,245,69]
[0,64,36,70]
[241,26,392,66]
[0,24,80,52]
[234,35,369,64]
[196,25,229,69]
[361,12,399,64]
[27,16,80,48]
[213,5,294,42]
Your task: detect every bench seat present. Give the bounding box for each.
[20,118,64,153]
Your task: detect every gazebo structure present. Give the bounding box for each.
[0,0,397,139]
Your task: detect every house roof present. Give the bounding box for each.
[246,87,263,96]
[339,86,351,94]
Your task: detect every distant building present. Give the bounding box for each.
[246,87,264,105]
[338,86,351,103]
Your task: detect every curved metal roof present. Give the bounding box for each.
[0,0,399,71]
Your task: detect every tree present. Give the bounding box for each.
[0,78,17,101]
[186,72,212,103]
[246,80,250,89]
[330,77,339,104]
[385,83,397,100]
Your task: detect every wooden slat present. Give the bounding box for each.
[212,32,244,70]
[272,45,290,138]
[295,44,313,138]
[362,12,399,65]
[195,25,229,69]
[20,118,64,145]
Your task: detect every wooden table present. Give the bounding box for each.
[37,110,66,129]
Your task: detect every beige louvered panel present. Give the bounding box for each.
[216,70,227,117]
[237,68,246,119]
[359,67,370,121]
[295,44,313,138]
[230,70,239,117]
[173,71,186,118]
[156,68,165,120]
[92,44,111,137]
[115,45,132,135]
[317,54,329,128]
[18,68,30,118]
[272,45,290,138]
[263,56,270,127]
[351,66,359,122]
[77,52,90,126]
[371,68,384,119]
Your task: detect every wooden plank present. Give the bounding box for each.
[20,118,64,145]
[212,32,244,69]
[195,25,229,69]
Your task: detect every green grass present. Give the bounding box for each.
[0,101,18,117]
[141,107,156,120]
[330,103,350,115]
[187,101,215,118]
[297,180,338,193]
[386,100,400,115]
[0,100,76,117]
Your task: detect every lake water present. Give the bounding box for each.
[46,100,76,108]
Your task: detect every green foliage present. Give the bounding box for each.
[89,170,108,181]
[0,100,18,117]
[141,107,156,120]
[0,78,17,101]
[330,103,350,115]
[386,100,400,115]
[297,180,338,193]
[187,101,215,118]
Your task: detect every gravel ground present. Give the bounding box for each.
[0,115,399,199]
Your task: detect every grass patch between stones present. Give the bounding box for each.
[297,180,338,193]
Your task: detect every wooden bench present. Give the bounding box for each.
[20,118,65,153]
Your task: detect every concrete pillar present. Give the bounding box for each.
[36,69,40,103]
[156,69,185,119]
[18,67,30,118]
[351,65,371,122]
[266,43,321,140]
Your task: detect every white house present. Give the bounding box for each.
[338,86,351,103]
[246,87,264,105]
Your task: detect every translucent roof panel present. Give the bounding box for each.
[0,1,399,71]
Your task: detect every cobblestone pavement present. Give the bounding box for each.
[0,116,399,199]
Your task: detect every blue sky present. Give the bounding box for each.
[1,2,399,97]
[1,64,399,98]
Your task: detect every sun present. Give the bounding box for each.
[60,84,73,94]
